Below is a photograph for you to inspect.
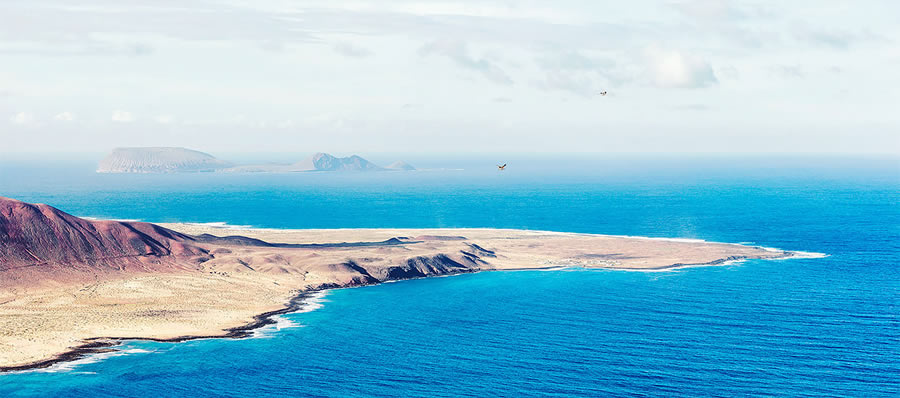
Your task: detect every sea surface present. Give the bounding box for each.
[0,155,898,397]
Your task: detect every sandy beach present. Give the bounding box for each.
[0,224,807,371]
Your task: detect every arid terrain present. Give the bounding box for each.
[0,197,809,371]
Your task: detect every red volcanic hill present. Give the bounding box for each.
[0,197,208,281]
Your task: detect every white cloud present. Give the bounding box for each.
[53,111,76,121]
[672,103,712,111]
[111,110,135,122]
[10,112,34,125]
[769,65,804,79]
[155,114,175,124]
[418,39,513,85]
[669,0,751,21]
[645,46,718,88]
[717,65,739,79]
[332,42,373,58]
[535,51,619,96]
[790,23,886,50]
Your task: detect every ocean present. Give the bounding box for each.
[0,155,897,397]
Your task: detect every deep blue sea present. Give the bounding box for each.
[0,155,898,397]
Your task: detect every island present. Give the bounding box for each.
[0,197,819,372]
[97,147,234,173]
[385,161,416,171]
[96,147,414,173]
[225,152,387,173]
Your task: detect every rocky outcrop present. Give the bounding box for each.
[290,152,383,172]
[97,147,233,173]
[464,243,497,257]
[376,254,478,281]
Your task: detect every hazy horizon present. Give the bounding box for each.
[3,150,896,179]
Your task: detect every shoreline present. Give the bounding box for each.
[0,223,823,374]
[0,249,816,374]
[0,290,319,373]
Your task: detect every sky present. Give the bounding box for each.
[1,0,898,155]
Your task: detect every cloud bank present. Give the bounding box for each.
[1,0,898,154]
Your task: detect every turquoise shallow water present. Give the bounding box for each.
[0,156,898,396]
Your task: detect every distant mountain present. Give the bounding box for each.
[97,147,233,173]
[385,161,416,171]
[290,152,383,172]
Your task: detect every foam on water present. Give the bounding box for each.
[251,316,302,339]
[21,348,156,374]
[250,291,329,338]
[294,291,329,313]
[182,221,256,230]
[755,246,829,258]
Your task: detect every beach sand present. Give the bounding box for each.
[0,226,803,371]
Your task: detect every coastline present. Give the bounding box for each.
[0,290,319,373]
[0,252,811,374]
[0,225,818,373]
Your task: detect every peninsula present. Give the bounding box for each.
[0,197,814,371]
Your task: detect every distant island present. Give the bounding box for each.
[0,196,819,372]
[385,161,416,171]
[96,147,414,173]
[226,152,390,173]
[97,147,234,173]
